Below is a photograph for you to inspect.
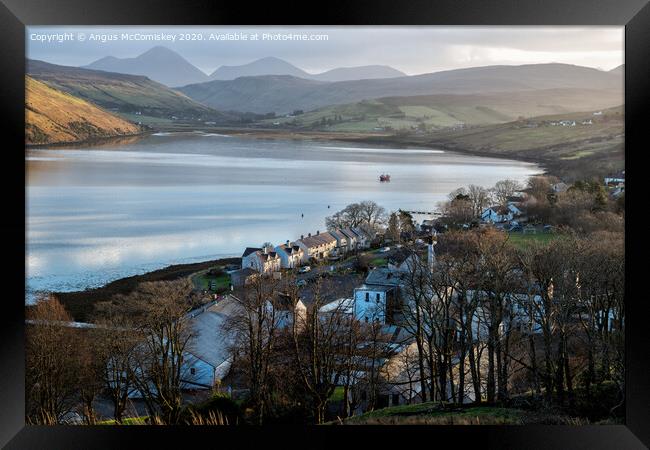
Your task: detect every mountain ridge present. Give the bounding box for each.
[84,46,210,87]
[178,62,623,115]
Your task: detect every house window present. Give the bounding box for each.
[190,368,196,375]
[376,293,380,302]
[365,292,369,302]
[392,394,400,405]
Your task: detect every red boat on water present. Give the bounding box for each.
[379,174,391,182]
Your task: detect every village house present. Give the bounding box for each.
[481,205,514,223]
[273,293,308,330]
[274,241,305,269]
[352,225,373,249]
[241,247,281,274]
[296,231,337,262]
[339,227,360,251]
[387,248,419,273]
[353,268,405,325]
[327,229,350,255]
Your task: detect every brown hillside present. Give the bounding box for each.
[25,76,140,145]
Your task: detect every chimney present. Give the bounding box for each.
[316,230,320,235]
[308,233,311,237]
[286,240,290,247]
[301,235,304,240]
[264,247,268,254]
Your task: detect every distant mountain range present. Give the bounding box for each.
[178,63,624,115]
[27,59,234,123]
[84,46,210,87]
[207,56,406,82]
[83,47,407,86]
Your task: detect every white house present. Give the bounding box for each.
[339,228,360,250]
[353,268,404,325]
[274,241,305,269]
[327,230,349,255]
[241,247,281,274]
[352,225,374,248]
[273,294,307,330]
[481,206,513,223]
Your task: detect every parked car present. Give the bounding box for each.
[298,266,311,273]
[296,279,308,287]
[379,247,391,253]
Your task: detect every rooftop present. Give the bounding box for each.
[365,268,404,287]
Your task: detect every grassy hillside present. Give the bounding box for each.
[345,106,623,181]
[333,403,608,425]
[27,59,235,125]
[25,76,141,145]
[263,88,623,131]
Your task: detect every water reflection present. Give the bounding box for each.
[26,132,540,297]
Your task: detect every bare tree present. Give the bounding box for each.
[25,295,79,424]
[290,279,350,423]
[127,280,195,424]
[226,272,282,424]
[492,179,523,206]
[467,184,492,218]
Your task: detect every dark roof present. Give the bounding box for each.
[388,248,415,266]
[328,230,347,241]
[339,228,358,240]
[277,243,303,255]
[258,251,278,262]
[299,233,336,248]
[365,268,404,287]
[242,247,262,258]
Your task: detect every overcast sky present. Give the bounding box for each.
[26,26,624,75]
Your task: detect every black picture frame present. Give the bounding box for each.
[1,1,648,448]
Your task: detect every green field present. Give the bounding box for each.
[506,232,562,249]
[191,268,231,292]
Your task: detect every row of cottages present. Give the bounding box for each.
[241,224,376,274]
[295,231,338,262]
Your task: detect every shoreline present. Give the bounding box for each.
[157,125,550,175]
[25,129,151,149]
[51,256,240,323]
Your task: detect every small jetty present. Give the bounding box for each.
[379,173,391,182]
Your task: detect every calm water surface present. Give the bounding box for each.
[26,132,540,299]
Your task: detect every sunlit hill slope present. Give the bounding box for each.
[25,76,141,145]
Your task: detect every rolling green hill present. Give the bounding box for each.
[263,88,623,131]
[25,76,141,145]
[346,106,623,181]
[27,59,235,125]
